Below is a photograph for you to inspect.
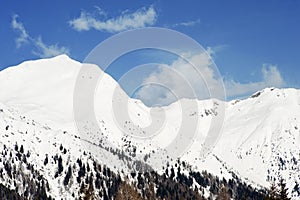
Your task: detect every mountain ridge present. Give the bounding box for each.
[0,55,299,199]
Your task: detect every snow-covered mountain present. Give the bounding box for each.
[0,55,299,199]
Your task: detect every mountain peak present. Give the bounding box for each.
[0,56,300,199]
[28,54,80,67]
[250,87,276,98]
[44,54,80,64]
[52,53,71,59]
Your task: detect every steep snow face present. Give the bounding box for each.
[214,88,300,195]
[0,55,300,198]
[0,55,80,128]
[0,102,149,199]
[0,55,125,131]
[188,88,300,198]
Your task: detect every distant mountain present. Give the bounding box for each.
[0,55,298,199]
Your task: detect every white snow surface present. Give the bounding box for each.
[0,55,300,198]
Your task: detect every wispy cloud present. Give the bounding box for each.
[135,50,224,106]
[94,6,108,17]
[135,50,285,106]
[225,64,285,97]
[69,6,157,33]
[11,14,29,48]
[173,19,201,27]
[11,14,69,58]
[32,36,70,58]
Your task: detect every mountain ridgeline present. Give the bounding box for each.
[0,55,299,199]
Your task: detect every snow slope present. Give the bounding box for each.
[0,55,299,198]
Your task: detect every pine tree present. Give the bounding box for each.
[20,145,24,154]
[265,182,278,200]
[216,185,230,200]
[293,182,300,196]
[115,182,143,200]
[44,155,48,166]
[278,178,290,200]
[58,155,63,174]
[63,165,72,186]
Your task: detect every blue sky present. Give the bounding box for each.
[1,0,300,103]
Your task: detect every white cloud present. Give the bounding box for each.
[173,19,201,27]
[69,6,157,33]
[11,14,29,48]
[135,50,224,106]
[11,15,69,58]
[32,36,70,58]
[94,6,107,17]
[135,51,285,106]
[225,65,285,97]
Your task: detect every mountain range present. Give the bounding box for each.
[0,55,299,199]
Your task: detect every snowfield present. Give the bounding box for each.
[0,55,299,199]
